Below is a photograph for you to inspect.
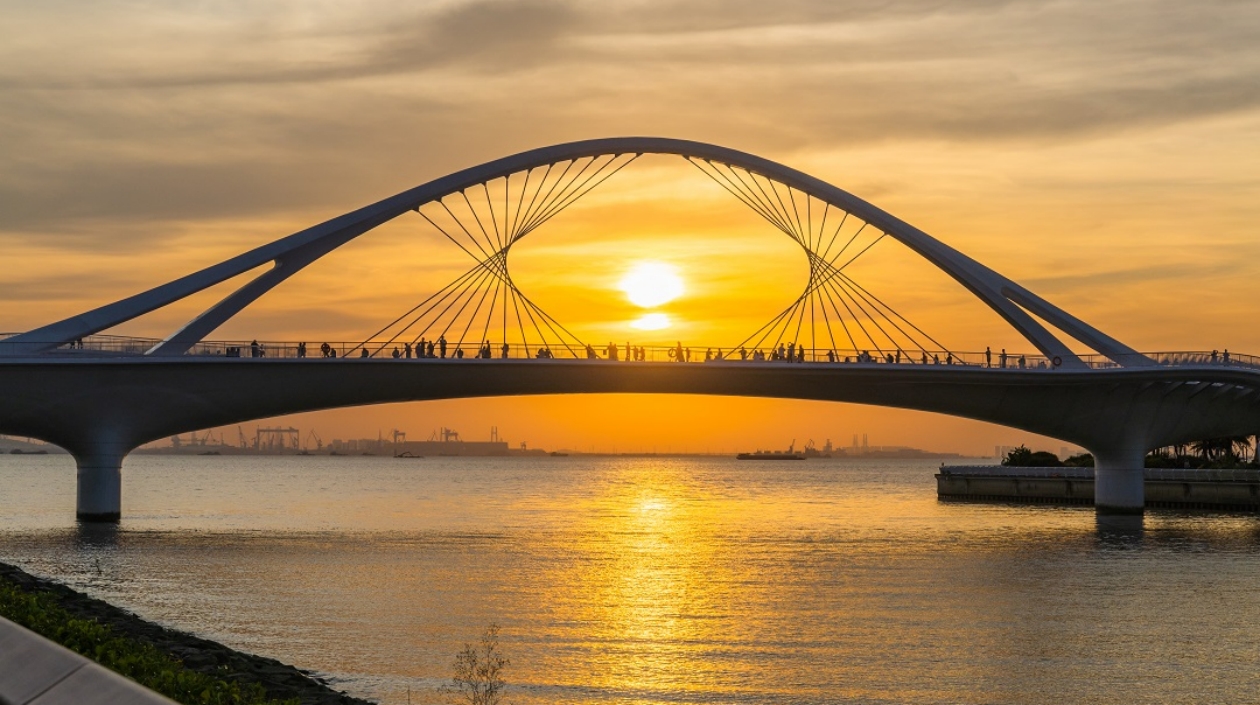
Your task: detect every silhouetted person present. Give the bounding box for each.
[320,342,331,358]
[361,349,369,358]
[404,342,412,359]
[985,346,992,368]
[740,347,749,361]
[1224,349,1231,364]
[392,347,402,359]
[297,342,307,358]
[455,348,464,358]
[586,343,598,359]
[500,342,509,359]
[428,341,436,357]
[439,335,447,358]
[999,349,1007,369]
[607,342,619,361]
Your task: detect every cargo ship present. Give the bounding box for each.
[737,441,805,460]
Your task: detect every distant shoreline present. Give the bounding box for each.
[130,447,986,460]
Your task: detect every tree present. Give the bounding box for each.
[1001,445,1033,466]
[1190,436,1252,464]
[451,624,509,705]
[1002,445,1062,467]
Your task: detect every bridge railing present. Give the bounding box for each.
[9,334,1260,372]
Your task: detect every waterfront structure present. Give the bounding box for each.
[1,137,1257,520]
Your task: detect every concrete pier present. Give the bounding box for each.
[74,449,125,522]
[937,466,1260,510]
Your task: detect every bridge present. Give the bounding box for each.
[2,137,1257,521]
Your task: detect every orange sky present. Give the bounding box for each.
[3,2,1260,455]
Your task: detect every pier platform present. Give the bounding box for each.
[937,466,1260,510]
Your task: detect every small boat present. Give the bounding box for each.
[549,451,569,457]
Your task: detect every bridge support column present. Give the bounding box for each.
[74,447,126,523]
[1093,446,1146,515]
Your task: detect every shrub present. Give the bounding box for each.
[450,624,509,705]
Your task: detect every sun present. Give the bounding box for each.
[619,261,684,308]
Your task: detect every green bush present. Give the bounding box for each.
[0,580,295,705]
[1001,445,1062,467]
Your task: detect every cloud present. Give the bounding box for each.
[0,0,1259,239]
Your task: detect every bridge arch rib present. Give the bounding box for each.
[5,137,1150,368]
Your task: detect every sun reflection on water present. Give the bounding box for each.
[546,462,758,700]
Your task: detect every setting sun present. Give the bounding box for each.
[619,261,684,308]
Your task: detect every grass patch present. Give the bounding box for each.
[0,577,297,705]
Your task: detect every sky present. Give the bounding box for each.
[2,0,1259,454]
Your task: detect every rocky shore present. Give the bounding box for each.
[0,561,375,705]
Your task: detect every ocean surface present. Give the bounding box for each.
[2,453,1259,704]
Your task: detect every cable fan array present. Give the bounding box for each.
[685,157,954,361]
[354,151,952,362]
[354,154,640,358]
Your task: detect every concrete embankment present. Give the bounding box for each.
[0,562,374,705]
[937,466,1260,510]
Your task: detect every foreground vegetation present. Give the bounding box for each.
[1002,435,1260,469]
[0,574,297,705]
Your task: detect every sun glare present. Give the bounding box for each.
[619,261,684,308]
[631,313,671,330]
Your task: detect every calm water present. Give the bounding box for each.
[2,454,1259,704]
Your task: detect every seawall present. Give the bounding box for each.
[937,466,1260,510]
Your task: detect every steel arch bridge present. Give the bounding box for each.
[1,137,1258,521]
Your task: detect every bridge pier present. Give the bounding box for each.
[1092,446,1146,515]
[74,447,127,523]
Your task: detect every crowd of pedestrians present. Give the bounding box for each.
[232,337,1075,370]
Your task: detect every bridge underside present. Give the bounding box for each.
[4,360,1260,520]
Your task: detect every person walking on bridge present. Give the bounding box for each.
[985,346,992,368]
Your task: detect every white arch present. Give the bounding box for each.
[3,137,1151,367]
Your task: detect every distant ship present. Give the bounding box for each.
[736,450,806,460]
[737,440,805,460]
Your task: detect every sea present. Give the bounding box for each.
[2,453,1259,705]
